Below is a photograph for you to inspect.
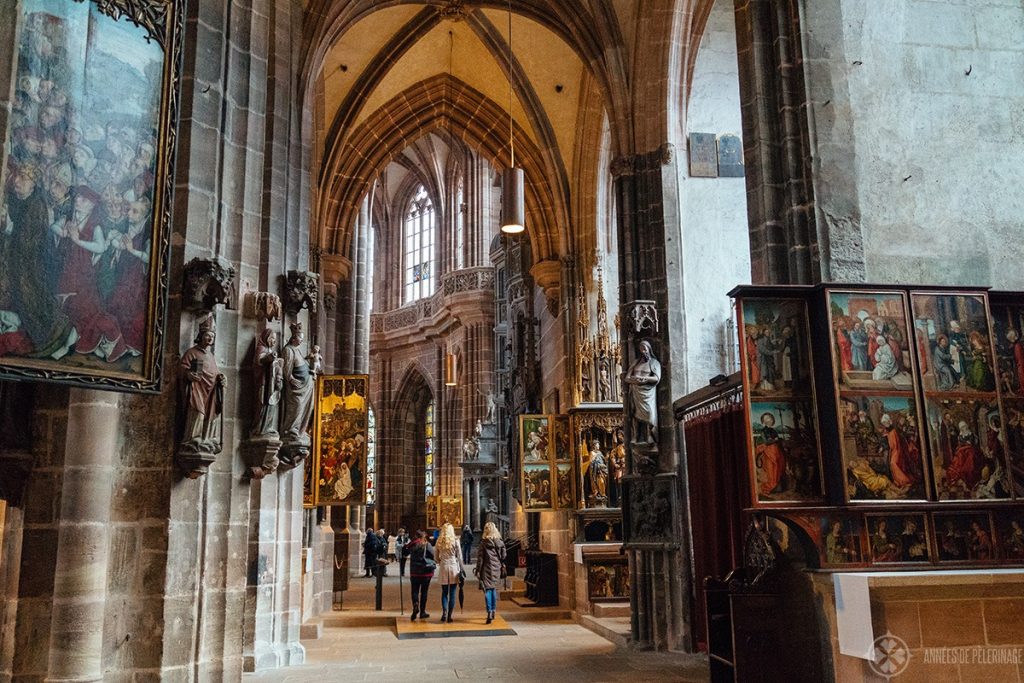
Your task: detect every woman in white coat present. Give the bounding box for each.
[434,523,464,623]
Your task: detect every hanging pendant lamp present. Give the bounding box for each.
[500,1,526,235]
[444,352,458,386]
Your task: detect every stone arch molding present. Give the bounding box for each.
[317,74,562,264]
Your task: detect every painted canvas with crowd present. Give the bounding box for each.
[0,2,165,380]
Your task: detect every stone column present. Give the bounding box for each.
[614,146,692,651]
[471,479,481,532]
[46,390,119,682]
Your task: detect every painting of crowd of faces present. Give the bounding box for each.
[313,375,369,506]
[989,299,1024,496]
[838,395,928,502]
[934,512,997,562]
[866,513,931,564]
[748,400,823,503]
[925,397,1011,500]
[0,0,183,391]
[739,298,814,398]
[828,291,915,392]
[587,559,630,601]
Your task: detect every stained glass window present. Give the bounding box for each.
[425,401,435,498]
[366,406,376,505]
[404,186,435,303]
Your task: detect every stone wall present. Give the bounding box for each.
[804,0,1024,288]
[677,0,749,391]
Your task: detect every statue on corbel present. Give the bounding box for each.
[278,321,316,470]
[176,313,225,478]
[243,326,285,479]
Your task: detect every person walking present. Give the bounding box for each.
[475,521,507,624]
[386,531,397,576]
[435,523,464,623]
[460,524,474,564]
[376,529,388,576]
[404,530,435,621]
[395,527,410,576]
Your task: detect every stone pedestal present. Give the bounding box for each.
[242,437,281,480]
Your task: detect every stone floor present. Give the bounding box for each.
[246,571,708,682]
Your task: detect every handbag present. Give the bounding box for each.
[420,545,437,571]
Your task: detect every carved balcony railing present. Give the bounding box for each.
[370,267,494,334]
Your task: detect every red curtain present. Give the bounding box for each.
[683,402,749,651]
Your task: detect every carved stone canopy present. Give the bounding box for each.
[627,300,659,336]
[284,270,320,314]
[244,291,282,321]
[183,256,236,312]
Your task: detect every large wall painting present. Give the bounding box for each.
[313,375,369,506]
[0,0,184,392]
[838,395,928,502]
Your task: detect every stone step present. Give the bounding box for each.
[592,602,631,619]
[577,614,631,648]
[503,608,572,622]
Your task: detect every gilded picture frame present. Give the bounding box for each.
[312,374,369,506]
[0,0,185,392]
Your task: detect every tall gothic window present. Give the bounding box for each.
[424,401,435,498]
[366,406,376,505]
[404,186,435,303]
[455,176,465,270]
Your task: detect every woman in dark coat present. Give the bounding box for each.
[404,530,436,621]
[475,521,507,624]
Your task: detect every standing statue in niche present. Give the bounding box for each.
[307,344,324,376]
[608,429,626,507]
[178,315,225,476]
[251,328,284,440]
[624,340,662,445]
[587,439,608,506]
[279,322,315,465]
[484,390,499,423]
[598,352,612,402]
[580,355,593,402]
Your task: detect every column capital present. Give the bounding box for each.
[321,253,352,285]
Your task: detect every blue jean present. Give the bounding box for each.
[484,587,497,613]
[441,583,457,614]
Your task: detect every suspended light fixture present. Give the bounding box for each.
[444,352,458,386]
[500,0,526,235]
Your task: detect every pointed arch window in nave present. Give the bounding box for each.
[424,401,436,497]
[404,185,435,303]
[366,406,376,505]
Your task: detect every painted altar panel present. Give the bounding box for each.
[571,408,624,510]
[586,558,629,601]
[933,511,996,563]
[827,290,916,392]
[911,291,1010,501]
[0,0,184,392]
[313,375,369,506]
[519,414,577,511]
[737,297,824,505]
[995,510,1024,560]
[865,513,931,565]
[818,514,865,568]
[989,298,1024,497]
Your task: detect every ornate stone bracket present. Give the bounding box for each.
[183,256,236,312]
[322,283,338,314]
[278,440,310,472]
[284,271,320,314]
[243,291,282,321]
[622,474,679,548]
[530,259,562,317]
[626,300,659,336]
[439,0,471,20]
[243,436,281,480]
[177,441,220,480]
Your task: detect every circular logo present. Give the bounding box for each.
[869,632,911,678]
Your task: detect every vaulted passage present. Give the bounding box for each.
[1,1,1023,682]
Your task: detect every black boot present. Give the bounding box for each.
[440,610,447,623]
[411,609,418,621]
[446,613,454,623]
[486,611,492,625]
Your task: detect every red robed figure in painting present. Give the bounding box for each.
[57,186,126,361]
[881,414,920,487]
[745,325,761,387]
[946,422,984,489]
[755,413,785,496]
[835,321,853,371]
[106,198,152,354]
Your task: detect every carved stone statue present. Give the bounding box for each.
[177,315,225,477]
[308,344,323,376]
[597,352,612,402]
[462,437,479,461]
[251,328,284,439]
[608,430,626,507]
[279,322,315,467]
[587,439,608,506]
[485,497,498,514]
[624,340,661,444]
[580,355,593,402]
[484,390,498,423]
